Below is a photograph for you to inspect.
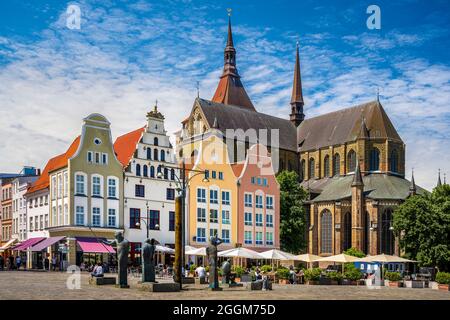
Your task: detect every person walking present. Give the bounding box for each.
[51,256,57,271]
[16,255,21,270]
[44,256,50,271]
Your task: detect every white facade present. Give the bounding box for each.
[50,170,70,228]
[123,107,178,248]
[24,189,50,239]
[12,176,38,241]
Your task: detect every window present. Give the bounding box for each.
[209,190,218,204]
[255,195,263,208]
[266,232,273,245]
[222,210,230,224]
[171,169,175,180]
[197,188,206,203]
[390,149,398,173]
[153,149,159,160]
[324,155,330,177]
[64,172,68,197]
[108,178,117,198]
[108,209,116,227]
[154,137,159,146]
[333,153,341,176]
[244,194,252,207]
[369,148,380,171]
[149,210,160,230]
[251,177,255,184]
[150,166,155,178]
[58,175,62,198]
[160,150,165,162]
[381,209,394,255]
[130,208,140,228]
[58,205,62,226]
[266,196,274,209]
[136,164,141,176]
[347,150,356,173]
[45,214,49,228]
[204,170,209,179]
[244,231,252,244]
[222,229,230,243]
[29,217,33,231]
[52,206,56,226]
[143,165,148,177]
[87,151,93,163]
[157,165,162,178]
[197,208,206,222]
[257,177,262,185]
[210,229,218,238]
[266,214,273,227]
[147,148,152,160]
[92,207,101,227]
[212,171,217,179]
[166,188,175,200]
[64,204,68,225]
[135,184,145,197]
[164,168,168,179]
[95,152,100,164]
[219,172,223,180]
[221,191,230,205]
[244,212,252,226]
[169,211,175,231]
[255,213,263,227]
[300,159,306,181]
[75,174,85,195]
[309,158,315,179]
[102,153,108,165]
[92,176,101,196]
[256,232,263,245]
[197,228,206,242]
[343,212,352,251]
[320,210,332,254]
[209,209,218,223]
[263,178,268,186]
[35,217,38,231]
[76,206,84,225]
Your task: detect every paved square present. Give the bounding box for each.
[0,271,449,300]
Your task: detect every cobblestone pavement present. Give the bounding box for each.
[0,271,449,300]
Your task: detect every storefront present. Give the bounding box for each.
[28,236,66,269]
[0,238,18,261]
[75,237,116,269]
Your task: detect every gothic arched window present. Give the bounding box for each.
[136,164,141,176]
[370,148,380,171]
[309,158,315,179]
[153,149,158,161]
[381,209,394,255]
[300,159,306,181]
[323,155,330,177]
[390,149,398,173]
[343,212,352,251]
[333,153,341,176]
[143,165,148,177]
[150,166,155,178]
[147,148,152,160]
[154,137,159,146]
[160,150,165,162]
[347,150,356,173]
[320,210,332,254]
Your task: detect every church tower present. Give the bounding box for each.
[290,42,305,127]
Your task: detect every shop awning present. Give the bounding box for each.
[76,237,115,254]
[0,238,18,252]
[30,236,65,252]
[11,237,46,251]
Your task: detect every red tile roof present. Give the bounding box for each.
[26,136,81,195]
[113,127,145,167]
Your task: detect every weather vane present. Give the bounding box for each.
[196,81,200,98]
[227,8,232,16]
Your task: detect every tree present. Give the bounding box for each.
[276,170,308,254]
[343,247,366,258]
[393,184,450,271]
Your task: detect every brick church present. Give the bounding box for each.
[176,16,423,256]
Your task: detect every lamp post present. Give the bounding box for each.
[157,160,209,288]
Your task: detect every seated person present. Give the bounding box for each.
[91,262,104,278]
[195,265,206,280]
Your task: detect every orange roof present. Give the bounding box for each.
[114,127,145,167]
[231,163,245,177]
[26,136,81,195]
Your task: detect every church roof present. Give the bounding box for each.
[297,100,403,152]
[195,98,297,151]
[113,127,146,167]
[310,174,426,202]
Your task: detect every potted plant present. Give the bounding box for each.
[327,271,343,285]
[276,267,290,284]
[435,272,450,291]
[232,265,245,283]
[304,268,322,285]
[343,264,363,285]
[384,272,403,287]
[189,264,197,277]
[261,265,272,273]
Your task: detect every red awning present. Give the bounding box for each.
[30,236,65,252]
[12,237,46,251]
[76,237,115,254]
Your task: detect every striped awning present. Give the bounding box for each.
[30,236,65,252]
[11,237,45,251]
[0,238,18,252]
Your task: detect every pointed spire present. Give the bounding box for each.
[437,169,442,187]
[409,168,416,196]
[352,158,364,187]
[226,11,234,48]
[212,116,219,129]
[444,173,447,185]
[358,116,369,138]
[290,41,305,127]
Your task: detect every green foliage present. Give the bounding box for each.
[385,272,402,281]
[304,268,322,281]
[261,265,272,273]
[232,265,245,277]
[327,271,343,281]
[393,184,450,271]
[344,264,363,281]
[435,272,450,285]
[343,247,366,258]
[205,266,209,273]
[276,170,309,253]
[189,264,197,273]
[276,267,290,279]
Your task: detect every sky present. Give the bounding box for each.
[0,0,449,190]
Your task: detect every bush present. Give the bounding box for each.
[343,247,366,258]
[436,272,450,284]
[327,271,343,282]
[304,268,322,281]
[276,267,290,280]
[344,264,363,281]
[385,272,402,281]
[205,266,209,273]
[261,265,272,273]
[232,265,245,277]
[189,264,197,273]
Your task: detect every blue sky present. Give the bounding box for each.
[0,0,449,190]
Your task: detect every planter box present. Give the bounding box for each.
[438,284,449,291]
[388,281,403,288]
[341,279,357,285]
[306,280,320,285]
[278,279,289,285]
[404,280,425,288]
[319,278,332,285]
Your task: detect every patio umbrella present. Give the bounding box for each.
[185,247,207,256]
[185,245,197,252]
[314,254,362,274]
[155,245,175,254]
[218,247,263,267]
[294,253,321,269]
[259,249,297,269]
